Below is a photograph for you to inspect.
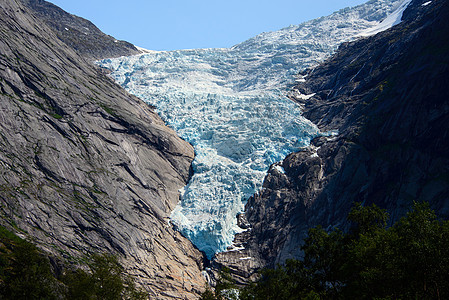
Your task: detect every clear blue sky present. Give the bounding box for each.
[49,0,368,51]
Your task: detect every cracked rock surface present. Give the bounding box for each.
[0,0,205,298]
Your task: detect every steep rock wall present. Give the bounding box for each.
[0,0,205,298]
[214,0,449,279]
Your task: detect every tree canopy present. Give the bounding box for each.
[204,202,449,299]
[0,226,146,299]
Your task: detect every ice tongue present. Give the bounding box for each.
[98,0,405,258]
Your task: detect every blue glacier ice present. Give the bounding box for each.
[98,0,408,258]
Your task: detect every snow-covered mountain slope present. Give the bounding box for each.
[98,0,408,258]
[358,0,413,36]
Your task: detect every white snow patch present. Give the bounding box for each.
[357,0,413,37]
[239,257,252,260]
[227,245,245,252]
[422,1,432,6]
[273,165,286,174]
[292,89,316,100]
[323,130,340,137]
[295,74,308,83]
[299,92,316,100]
[178,186,186,197]
[134,45,154,53]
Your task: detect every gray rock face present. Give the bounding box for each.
[0,0,205,298]
[215,0,449,277]
[21,0,142,60]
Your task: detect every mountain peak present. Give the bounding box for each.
[21,0,142,60]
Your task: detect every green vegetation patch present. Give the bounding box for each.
[203,202,449,299]
[0,226,146,299]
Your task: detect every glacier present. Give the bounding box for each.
[98,0,408,258]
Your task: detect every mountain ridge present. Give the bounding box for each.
[21,0,142,60]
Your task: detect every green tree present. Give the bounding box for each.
[63,267,96,299]
[392,202,449,299]
[240,259,317,300]
[200,287,218,300]
[0,225,146,300]
[63,253,147,300]
[90,253,125,299]
[0,227,61,299]
[302,226,347,297]
[347,202,388,236]
[240,202,449,300]
[343,202,449,299]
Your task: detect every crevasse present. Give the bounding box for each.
[98,0,408,258]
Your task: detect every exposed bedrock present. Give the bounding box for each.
[0,0,205,298]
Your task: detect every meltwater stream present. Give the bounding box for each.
[98,0,407,258]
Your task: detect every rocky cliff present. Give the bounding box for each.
[0,0,205,298]
[22,0,142,60]
[214,0,449,280]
